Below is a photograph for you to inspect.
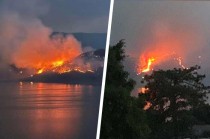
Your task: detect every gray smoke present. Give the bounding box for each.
[111,1,210,97]
[0,0,83,80]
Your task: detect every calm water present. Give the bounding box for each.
[0,82,101,139]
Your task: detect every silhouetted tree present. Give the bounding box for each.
[140,66,210,139]
[193,103,210,124]
[100,40,150,139]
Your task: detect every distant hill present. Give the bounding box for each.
[51,32,107,49]
[77,49,105,61]
[21,70,103,85]
[20,49,105,85]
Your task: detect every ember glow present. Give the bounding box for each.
[136,51,175,74]
[37,69,44,74]
[138,87,148,94]
[52,66,94,74]
[52,61,64,68]
[137,56,155,74]
[35,60,66,74]
[136,52,187,75]
[34,57,96,75]
[144,101,152,110]
[175,57,186,69]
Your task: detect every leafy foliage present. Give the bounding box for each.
[193,103,210,124]
[100,40,210,138]
[100,40,150,139]
[140,66,210,139]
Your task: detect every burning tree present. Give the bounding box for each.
[140,65,210,139]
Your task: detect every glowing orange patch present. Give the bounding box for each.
[137,56,155,74]
[52,60,64,68]
[138,87,149,94]
[142,57,155,73]
[37,69,44,74]
[144,101,152,110]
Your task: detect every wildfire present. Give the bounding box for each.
[137,52,187,75]
[36,60,65,74]
[175,57,186,69]
[137,56,156,74]
[142,57,155,73]
[87,69,94,73]
[37,69,44,74]
[144,101,152,110]
[52,60,64,67]
[35,59,95,75]
[138,87,148,94]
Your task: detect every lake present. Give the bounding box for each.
[0,82,101,139]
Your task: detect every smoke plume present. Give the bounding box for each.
[0,0,82,72]
[109,1,210,95]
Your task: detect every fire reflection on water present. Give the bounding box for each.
[0,82,98,139]
[18,83,84,138]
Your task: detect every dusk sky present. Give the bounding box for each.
[111,1,210,54]
[110,0,210,100]
[111,1,210,85]
[42,0,110,33]
[0,0,110,33]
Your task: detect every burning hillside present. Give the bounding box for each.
[136,52,187,75]
[17,49,105,84]
[33,49,104,75]
[0,0,103,81]
[135,20,205,75]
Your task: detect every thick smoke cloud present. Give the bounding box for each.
[0,0,82,71]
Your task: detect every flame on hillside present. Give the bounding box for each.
[137,57,155,74]
[137,52,187,75]
[134,20,205,75]
[35,59,95,75]
[37,69,44,74]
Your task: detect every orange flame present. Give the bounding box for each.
[52,60,64,68]
[37,69,44,74]
[11,34,84,75]
[137,52,187,75]
[144,101,152,110]
[138,87,149,94]
[35,60,95,75]
[142,57,155,73]
[137,56,156,74]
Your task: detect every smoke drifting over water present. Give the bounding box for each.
[0,0,82,72]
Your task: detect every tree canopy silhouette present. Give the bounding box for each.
[100,40,210,139]
[100,40,150,139]
[140,65,210,139]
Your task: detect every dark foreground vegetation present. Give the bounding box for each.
[100,40,210,139]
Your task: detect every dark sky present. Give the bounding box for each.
[0,0,110,33]
[41,0,110,33]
